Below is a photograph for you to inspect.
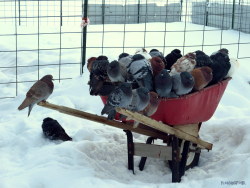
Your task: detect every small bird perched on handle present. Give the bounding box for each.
[18,75,54,116]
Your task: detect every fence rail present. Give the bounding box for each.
[0,0,249,99]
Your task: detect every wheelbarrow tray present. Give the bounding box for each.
[101,77,231,126]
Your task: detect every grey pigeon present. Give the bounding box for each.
[154,69,172,98]
[101,82,133,120]
[18,75,54,116]
[107,60,128,82]
[128,54,154,91]
[126,87,150,112]
[42,117,72,141]
[171,72,194,96]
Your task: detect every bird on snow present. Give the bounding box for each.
[171,72,194,96]
[135,48,152,60]
[170,52,196,76]
[194,50,213,68]
[128,54,154,91]
[208,50,231,85]
[191,66,213,91]
[226,58,239,78]
[164,49,182,70]
[101,82,133,120]
[154,69,172,98]
[42,117,72,141]
[18,75,54,116]
[107,60,128,82]
[149,49,167,65]
[150,56,165,76]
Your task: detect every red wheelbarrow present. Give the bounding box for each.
[100,77,231,182]
[37,77,231,183]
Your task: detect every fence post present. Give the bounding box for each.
[205,0,209,26]
[102,0,105,24]
[81,0,88,74]
[138,0,140,23]
[18,0,21,25]
[231,0,236,29]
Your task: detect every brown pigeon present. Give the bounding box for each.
[191,66,213,91]
[150,57,165,76]
[133,91,160,128]
[142,91,160,117]
[87,57,97,72]
[170,52,196,76]
[18,75,54,116]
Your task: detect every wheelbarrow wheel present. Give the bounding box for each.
[168,139,201,171]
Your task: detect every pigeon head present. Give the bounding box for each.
[185,52,196,60]
[180,72,195,88]
[41,75,53,81]
[219,48,229,55]
[43,117,54,122]
[132,54,145,61]
[150,49,159,53]
[40,75,54,89]
[135,48,147,54]
[118,53,129,60]
[137,87,150,101]
[119,82,132,94]
[172,49,182,56]
[150,57,165,75]
[195,50,205,56]
[97,55,108,61]
[87,57,97,72]
[107,60,120,77]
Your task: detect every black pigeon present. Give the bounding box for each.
[208,49,231,85]
[164,49,182,70]
[195,50,213,68]
[42,117,72,141]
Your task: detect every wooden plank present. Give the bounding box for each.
[116,108,213,150]
[134,143,172,160]
[37,101,168,140]
[173,124,199,137]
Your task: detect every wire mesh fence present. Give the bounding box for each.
[0,0,249,99]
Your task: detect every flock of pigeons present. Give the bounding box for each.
[88,48,239,121]
[16,47,238,139]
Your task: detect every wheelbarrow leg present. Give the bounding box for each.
[139,137,155,171]
[172,136,181,183]
[124,130,135,174]
[179,141,190,177]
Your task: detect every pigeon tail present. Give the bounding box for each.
[28,104,34,117]
[101,104,113,115]
[60,134,73,141]
[18,98,31,111]
[107,109,117,120]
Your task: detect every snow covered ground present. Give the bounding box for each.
[0,20,250,187]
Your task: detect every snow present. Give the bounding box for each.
[1,19,250,187]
